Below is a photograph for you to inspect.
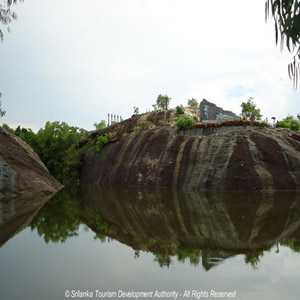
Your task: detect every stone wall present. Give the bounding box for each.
[200,99,239,122]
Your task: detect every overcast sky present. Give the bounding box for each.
[0,0,299,131]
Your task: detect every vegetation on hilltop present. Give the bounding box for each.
[93,120,106,130]
[241,97,262,121]
[176,115,196,130]
[175,105,184,116]
[276,114,300,131]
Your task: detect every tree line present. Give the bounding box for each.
[2,121,84,185]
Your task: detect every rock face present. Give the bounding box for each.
[0,127,62,199]
[81,113,300,191]
[199,99,239,122]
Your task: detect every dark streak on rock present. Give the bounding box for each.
[251,133,296,189]
[225,136,262,191]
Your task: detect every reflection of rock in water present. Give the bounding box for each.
[81,186,300,264]
[0,156,18,200]
[0,195,53,247]
[0,198,17,227]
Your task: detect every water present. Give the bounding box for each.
[0,187,300,300]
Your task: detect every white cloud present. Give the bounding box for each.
[0,0,299,130]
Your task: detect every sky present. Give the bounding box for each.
[0,0,299,131]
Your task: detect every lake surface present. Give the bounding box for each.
[1,187,300,300]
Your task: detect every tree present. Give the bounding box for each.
[133,106,139,114]
[175,105,184,116]
[176,115,196,130]
[14,125,38,149]
[34,121,83,184]
[266,0,300,88]
[5,122,85,184]
[0,0,19,41]
[152,104,158,112]
[156,94,171,111]
[0,92,6,117]
[276,115,300,131]
[187,98,199,120]
[93,120,106,130]
[2,123,13,132]
[241,97,262,120]
[156,94,171,125]
[187,98,199,109]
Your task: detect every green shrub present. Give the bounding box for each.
[187,98,199,109]
[134,125,140,132]
[290,119,300,131]
[134,120,155,132]
[176,105,184,116]
[168,116,174,124]
[108,131,116,139]
[276,120,289,128]
[176,115,196,130]
[94,134,109,151]
[276,115,300,131]
[138,120,155,129]
[93,120,106,130]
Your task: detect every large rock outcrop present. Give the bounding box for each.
[0,127,62,199]
[80,113,300,191]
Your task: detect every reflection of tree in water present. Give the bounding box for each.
[153,245,201,268]
[177,245,201,266]
[244,241,300,269]
[281,240,300,253]
[153,242,300,270]
[29,187,109,244]
[29,187,82,243]
[244,251,268,270]
[154,253,172,268]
